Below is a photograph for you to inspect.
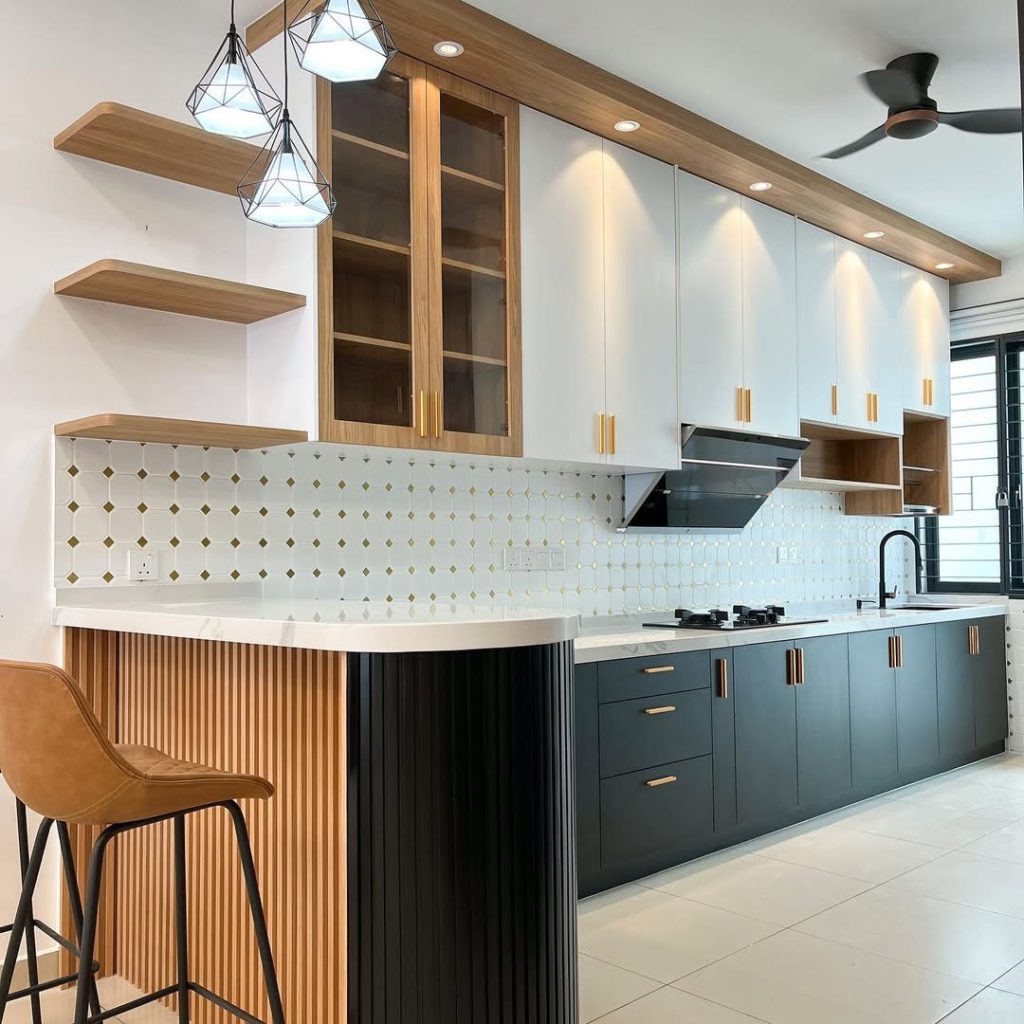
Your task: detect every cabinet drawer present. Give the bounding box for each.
[599,688,712,778]
[598,650,711,704]
[600,755,713,867]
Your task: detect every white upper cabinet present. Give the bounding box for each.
[902,267,951,418]
[870,251,905,435]
[677,172,744,431]
[741,197,798,437]
[602,139,678,469]
[796,222,838,425]
[520,108,606,465]
[521,108,678,470]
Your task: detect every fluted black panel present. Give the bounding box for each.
[348,642,577,1024]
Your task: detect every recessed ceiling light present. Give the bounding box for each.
[935,261,955,270]
[434,40,464,57]
[864,230,885,239]
[614,119,641,133]
[749,181,773,192]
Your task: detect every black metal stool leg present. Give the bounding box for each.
[15,802,43,1024]
[223,802,285,1024]
[0,817,53,1021]
[174,815,190,1024]
[73,827,117,1024]
[57,822,102,1019]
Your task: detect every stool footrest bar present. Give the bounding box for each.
[82,984,178,1023]
[192,981,267,1024]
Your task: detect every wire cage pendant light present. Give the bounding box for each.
[237,1,336,227]
[288,0,397,84]
[187,0,282,139]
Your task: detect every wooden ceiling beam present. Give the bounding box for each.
[247,0,1001,283]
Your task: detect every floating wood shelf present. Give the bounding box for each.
[789,476,903,494]
[441,164,504,191]
[441,256,505,279]
[335,332,411,352]
[55,414,307,450]
[55,261,306,325]
[54,102,262,196]
[332,129,409,161]
[443,350,507,367]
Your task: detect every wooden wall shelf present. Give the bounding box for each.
[55,260,306,324]
[55,414,308,450]
[54,102,262,196]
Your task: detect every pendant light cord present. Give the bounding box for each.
[282,0,289,111]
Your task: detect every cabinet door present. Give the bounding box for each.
[575,664,601,896]
[796,222,839,425]
[936,619,977,760]
[848,630,899,792]
[869,251,904,435]
[974,617,1008,749]
[894,625,939,778]
[677,171,744,430]
[734,641,798,826]
[603,140,679,470]
[520,109,606,463]
[901,267,933,416]
[795,635,852,808]
[711,652,737,833]
[930,273,951,418]
[835,239,875,431]
[741,198,799,436]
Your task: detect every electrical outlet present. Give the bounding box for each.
[549,549,566,571]
[776,545,789,564]
[129,550,157,582]
[503,547,566,572]
[788,545,799,563]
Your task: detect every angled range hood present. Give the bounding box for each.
[620,425,810,533]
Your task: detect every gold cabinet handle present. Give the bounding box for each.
[642,665,675,675]
[418,390,427,439]
[923,378,932,407]
[643,705,676,716]
[896,634,904,668]
[787,648,797,685]
[888,634,895,668]
[831,384,839,417]
[968,624,980,656]
[974,624,980,655]
[737,386,746,423]
[796,647,805,684]
[645,775,678,788]
[433,391,441,438]
[717,657,729,700]
[609,414,617,455]
[745,388,752,423]
[597,413,605,454]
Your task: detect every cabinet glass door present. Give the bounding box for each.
[431,70,521,455]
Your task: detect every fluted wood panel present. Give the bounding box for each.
[62,629,347,1024]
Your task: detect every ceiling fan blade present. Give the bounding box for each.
[862,69,926,110]
[939,108,1023,133]
[887,52,939,91]
[820,125,887,160]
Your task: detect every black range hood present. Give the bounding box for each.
[620,425,810,533]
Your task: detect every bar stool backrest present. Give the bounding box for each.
[0,661,133,824]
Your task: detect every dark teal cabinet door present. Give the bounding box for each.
[795,634,852,808]
[848,630,898,792]
[710,650,737,832]
[575,664,601,894]
[974,617,1008,749]
[734,641,798,826]
[895,625,939,778]
[936,620,977,760]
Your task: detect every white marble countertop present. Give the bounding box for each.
[53,586,579,654]
[574,601,1008,664]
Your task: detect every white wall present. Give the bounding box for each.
[0,1,257,952]
[951,253,1024,313]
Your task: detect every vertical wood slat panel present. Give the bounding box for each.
[62,629,347,1024]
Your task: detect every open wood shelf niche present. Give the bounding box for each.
[55,414,308,450]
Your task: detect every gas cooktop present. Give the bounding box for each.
[643,605,827,632]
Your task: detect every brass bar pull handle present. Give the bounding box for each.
[598,413,605,454]
[642,665,675,675]
[745,388,753,423]
[643,705,676,716]
[875,393,880,422]
[923,378,932,407]
[737,387,746,423]
[717,658,729,700]
[609,414,617,455]
[975,625,981,655]
[645,775,678,788]
[831,384,839,417]
[888,635,896,669]
[896,634,904,668]
[968,624,980,656]
[418,390,427,439]
[787,649,797,685]
[433,392,441,438]
[796,647,805,684]
[868,392,873,422]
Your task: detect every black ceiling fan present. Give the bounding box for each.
[821,52,1023,159]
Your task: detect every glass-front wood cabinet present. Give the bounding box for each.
[318,57,521,455]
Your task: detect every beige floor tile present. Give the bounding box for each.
[0,975,174,1024]
[795,886,1024,984]
[893,780,1024,818]
[641,852,871,926]
[591,985,769,1023]
[956,756,1024,792]
[752,820,945,883]
[840,802,1014,849]
[674,929,980,1024]
[578,884,778,984]
[939,987,1024,1023]
[962,820,1024,866]
[992,959,1024,996]
[578,955,660,1024]
[888,852,1024,918]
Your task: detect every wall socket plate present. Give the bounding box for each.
[503,546,566,572]
[776,545,799,565]
[129,550,157,581]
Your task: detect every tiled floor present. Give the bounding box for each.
[579,752,1024,1023]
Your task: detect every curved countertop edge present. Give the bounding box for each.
[574,604,1009,664]
[52,603,580,654]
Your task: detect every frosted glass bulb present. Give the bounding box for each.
[248,148,331,228]
[299,0,389,83]
[194,60,274,138]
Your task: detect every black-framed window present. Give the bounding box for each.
[921,333,1024,595]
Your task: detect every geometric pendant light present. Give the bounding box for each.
[237,1,336,228]
[288,0,397,83]
[187,0,282,139]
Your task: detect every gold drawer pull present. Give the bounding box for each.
[597,413,606,454]
[418,390,427,439]
[609,414,617,455]
[737,386,746,423]
[642,665,675,675]
[643,705,676,716]
[433,391,441,438]
[831,384,839,417]
[786,648,797,685]
[796,647,805,684]
[717,658,729,700]
[645,775,678,788]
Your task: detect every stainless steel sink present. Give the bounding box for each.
[892,604,967,612]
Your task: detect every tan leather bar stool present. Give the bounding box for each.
[0,662,285,1024]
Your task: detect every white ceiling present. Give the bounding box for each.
[466,0,1024,259]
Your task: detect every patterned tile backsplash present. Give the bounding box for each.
[54,438,909,613]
